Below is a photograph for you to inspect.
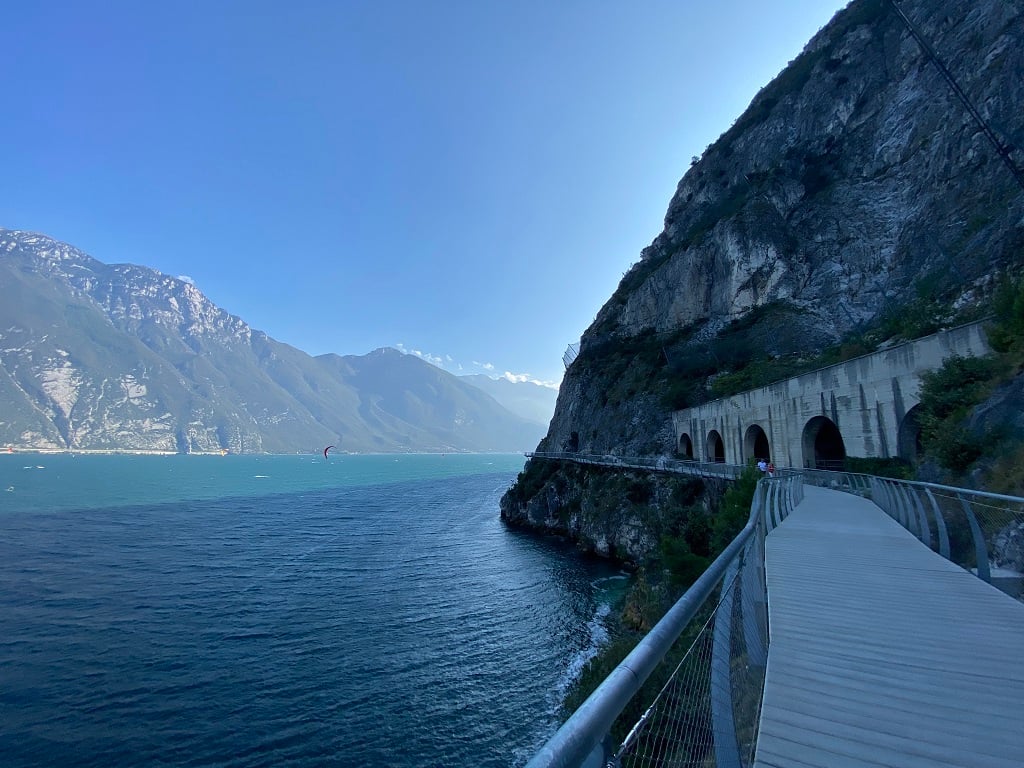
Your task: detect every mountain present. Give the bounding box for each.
[460,374,558,427]
[0,229,542,453]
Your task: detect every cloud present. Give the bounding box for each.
[415,350,445,367]
[395,345,559,389]
[502,371,561,390]
[395,343,445,369]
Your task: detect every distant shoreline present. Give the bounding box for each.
[2,448,527,456]
[3,449,205,456]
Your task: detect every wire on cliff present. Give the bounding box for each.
[886,0,1024,193]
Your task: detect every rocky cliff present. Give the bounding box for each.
[504,0,1024,552]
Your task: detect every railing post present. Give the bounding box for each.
[958,493,991,583]
[769,481,782,530]
[891,481,910,529]
[908,486,932,549]
[896,483,922,540]
[741,534,768,669]
[872,477,888,516]
[875,478,893,519]
[924,488,951,559]
[711,557,742,768]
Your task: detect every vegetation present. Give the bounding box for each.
[988,275,1024,364]
[917,355,1005,469]
[843,456,912,479]
[561,463,762,746]
[504,458,563,506]
[913,273,1024,490]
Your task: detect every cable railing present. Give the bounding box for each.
[802,469,1024,600]
[523,463,803,768]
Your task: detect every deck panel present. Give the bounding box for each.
[754,485,1024,768]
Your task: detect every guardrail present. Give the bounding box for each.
[523,454,803,768]
[524,452,789,482]
[802,469,1024,599]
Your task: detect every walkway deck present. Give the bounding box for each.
[755,485,1024,768]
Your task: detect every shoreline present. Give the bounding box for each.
[2,448,529,457]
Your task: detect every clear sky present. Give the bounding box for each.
[4,1,848,388]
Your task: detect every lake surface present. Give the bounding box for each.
[0,454,627,767]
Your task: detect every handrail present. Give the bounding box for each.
[524,502,761,768]
[525,451,798,481]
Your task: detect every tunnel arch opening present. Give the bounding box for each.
[707,430,725,463]
[898,405,924,464]
[678,433,694,460]
[744,424,770,463]
[802,416,846,469]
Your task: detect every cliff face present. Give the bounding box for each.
[499,460,727,566]
[549,0,1023,458]
[504,0,1024,554]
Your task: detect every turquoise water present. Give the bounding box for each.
[0,454,628,767]
[0,453,526,512]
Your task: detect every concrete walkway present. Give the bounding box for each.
[754,485,1024,768]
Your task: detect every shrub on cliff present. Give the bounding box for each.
[918,355,1006,470]
[505,458,561,505]
[988,274,1024,366]
[711,464,761,551]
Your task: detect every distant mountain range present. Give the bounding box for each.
[0,228,550,453]
[459,374,558,427]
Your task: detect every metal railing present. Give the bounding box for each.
[525,452,796,482]
[522,454,1023,767]
[802,470,1024,600]
[523,464,803,768]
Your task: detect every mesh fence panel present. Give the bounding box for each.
[610,536,767,768]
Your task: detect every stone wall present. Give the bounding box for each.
[672,321,991,468]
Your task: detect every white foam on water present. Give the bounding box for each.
[556,601,612,698]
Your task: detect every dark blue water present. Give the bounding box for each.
[0,455,627,767]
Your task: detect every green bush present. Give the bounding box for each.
[505,458,561,505]
[711,464,761,551]
[660,535,711,588]
[917,355,1006,471]
[988,274,1024,364]
[843,456,912,479]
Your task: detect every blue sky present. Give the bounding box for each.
[4,1,848,388]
